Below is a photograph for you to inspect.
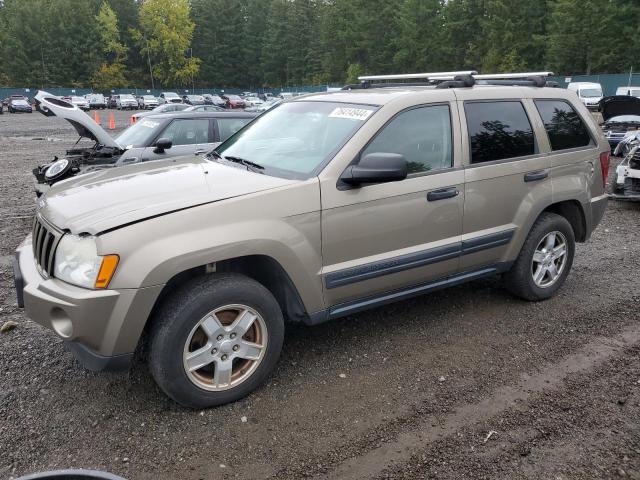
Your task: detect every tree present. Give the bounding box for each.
[91,1,128,90]
[134,0,200,87]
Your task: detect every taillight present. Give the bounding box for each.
[599,151,610,188]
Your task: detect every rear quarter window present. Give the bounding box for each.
[534,100,593,151]
[464,101,536,164]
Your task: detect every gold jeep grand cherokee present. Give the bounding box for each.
[14,71,609,408]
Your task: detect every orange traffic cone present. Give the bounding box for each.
[93,110,100,124]
[108,112,116,130]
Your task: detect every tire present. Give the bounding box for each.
[148,273,285,408]
[504,212,575,301]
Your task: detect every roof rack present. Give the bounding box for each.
[343,71,556,90]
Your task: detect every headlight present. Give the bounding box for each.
[53,235,119,289]
[44,158,71,181]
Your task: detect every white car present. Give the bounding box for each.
[159,92,183,104]
[70,96,90,111]
[567,82,603,110]
[244,96,264,107]
[138,95,159,109]
[615,86,640,98]
[116,94,138,110]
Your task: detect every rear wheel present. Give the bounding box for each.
[504,213,575,301]
[148,273,284,408]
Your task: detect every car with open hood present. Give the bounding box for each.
[599,95,640,151]
[31,91,256,195]
[14,72,610,409]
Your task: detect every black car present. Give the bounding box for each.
[600,95,640,152]
[182,94,206,106]
[7,96,33,113]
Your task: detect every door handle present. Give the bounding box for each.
[427,187,459,202]
[194,150,208,155]
[524,170,549,182]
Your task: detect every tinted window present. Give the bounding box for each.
[217,118,252,141]
[534,100,592,151]
[160,119,209,145]
[362,105,452,174]
[465,101,535,163]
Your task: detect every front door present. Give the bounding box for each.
[321,102,464,307]
[142,118,212,161]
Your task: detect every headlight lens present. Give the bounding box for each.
[53,235,119,289]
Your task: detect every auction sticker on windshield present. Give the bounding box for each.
[329,107,373,121]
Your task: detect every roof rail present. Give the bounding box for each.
[358,71,477,82]
[346,71,556,90]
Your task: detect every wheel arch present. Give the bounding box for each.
[541,199,587,242]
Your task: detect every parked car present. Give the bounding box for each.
[185,105,226,112]
[243,96,264,107]
[222,94,246,109]
[107,95,118,109]
[137,95,159,110]
[183,94,206,106]
[610,131,640,200]
[244,98,282,113]
[159,92,183,104]
[70,96,90,111]
[567,82,603,110]
[615,86,640,98]
[203,94,227,108]
[130,103,191,123]
[30,90,255,195]
[15,74,609,408]
[85,93,107,109]
[7,96,33,113]
[600,95,640,151]
[116,93,138,110]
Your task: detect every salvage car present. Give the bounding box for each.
[31,90,255,194]
[70,96,90,111]
[14,72,609,408]
[7,96,33,113]
[599,95,640,151]
[610,131,640,200]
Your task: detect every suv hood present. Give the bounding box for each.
[601,95,640,121]
[34,91,121,149]
[37,156,296,235]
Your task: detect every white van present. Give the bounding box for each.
[615,86,640,98]
[567,82,603,110]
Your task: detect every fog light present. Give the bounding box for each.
[50,307,73,338]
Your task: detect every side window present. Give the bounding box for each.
[465,101,536,164]
[534,100,592,151]
[361,105,452,174]
[160,119,209,145]
[217,118,252,142]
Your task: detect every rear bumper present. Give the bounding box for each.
[14,235,163,371]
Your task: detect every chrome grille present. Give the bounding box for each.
[32,216,62,277]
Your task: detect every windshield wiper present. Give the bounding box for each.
[224,155,265,171]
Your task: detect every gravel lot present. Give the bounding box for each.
[1,109,639,480]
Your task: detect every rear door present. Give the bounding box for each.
[141,117,212,161]
[215,117,253,143]
[458,96,552,272]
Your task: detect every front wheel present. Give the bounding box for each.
[148,273,284,408]
[504,213,575,301]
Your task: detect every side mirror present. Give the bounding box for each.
[154,138,172,154]
[340,153,408,187]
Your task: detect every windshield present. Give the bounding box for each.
[115,118,164,148]
[631,90,640,98]
[143,95,155,100]
[121,94,135,100]
[227,95,242,100]
[580,88,602,98]
[214,101,377,179]
[164,92,179,98]
[13,99,29,106]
